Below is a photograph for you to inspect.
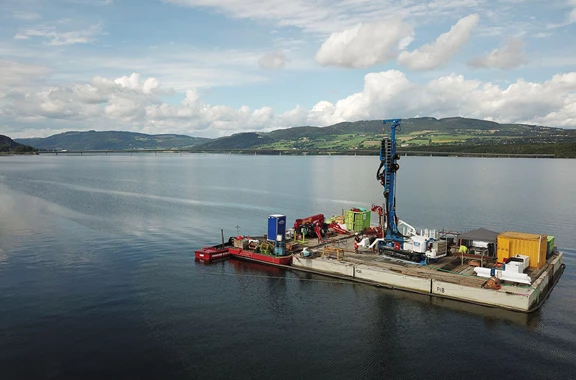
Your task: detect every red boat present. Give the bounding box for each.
[228,247,292,266]
[194,245,231,263]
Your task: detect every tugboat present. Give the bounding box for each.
[194,232,233,263]
[194,245,231,263]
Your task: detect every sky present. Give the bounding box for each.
[1,0,575,139]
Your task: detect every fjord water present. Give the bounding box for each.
[1,154,575,380]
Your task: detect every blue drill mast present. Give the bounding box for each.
[377,119,404,248]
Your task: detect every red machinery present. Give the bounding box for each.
[371,203,383,218]
[293,214,326,240]
[327,221,349,235]
[293,214,325,230]
[294,213,352,238]
[369,204,384,238]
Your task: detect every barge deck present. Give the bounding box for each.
[227,233,564,313]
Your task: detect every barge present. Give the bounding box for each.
[226,229,293,266]
[212,229,564,313]
[195,119,565,313]
[228,247,293,266]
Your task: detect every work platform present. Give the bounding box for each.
[285,234,564,313]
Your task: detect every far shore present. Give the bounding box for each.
[32,149,558,158]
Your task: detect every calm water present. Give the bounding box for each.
[1,154,575,379]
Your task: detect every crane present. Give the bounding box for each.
[376,118,404,249]
[374,119,432,262]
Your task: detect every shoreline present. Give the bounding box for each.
[34,149,558,158]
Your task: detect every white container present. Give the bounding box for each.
[505,254,529,273]
[410,235,428,253]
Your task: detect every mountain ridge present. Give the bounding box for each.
[12,117,572,151]
[16,130,210,151]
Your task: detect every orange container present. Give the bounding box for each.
[497,231,547,270]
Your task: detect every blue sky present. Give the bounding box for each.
[1,0,575,138]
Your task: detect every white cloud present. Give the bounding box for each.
[304,70,416,125]
[146,91,275,133]
[14,23,103,46]
[71,84,108,104]
[69,47,270,90]
[12,11,42,21]
[0,59,51,90]
[105,95,146,120]
[547,0,576,28]
[164,0,481,34]
[315,21,413,68]
[91,76,119,91]
[114,73,161,94]
[277,105,307,126]
[468,37,528,70]
[66,0,114,5]
[2,70,576,138]
[1,71,277,136]
[302,70,576,128]
[533,32,552,38]
[0,44,271,93]
[252,106,274,123]
[258,51,287,70]
[165,0,360,33]
[1,72,159,124]
[397,14,479,70]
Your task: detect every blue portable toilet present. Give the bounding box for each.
[268,214,286,242]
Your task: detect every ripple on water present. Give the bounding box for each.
[2,155,576,379]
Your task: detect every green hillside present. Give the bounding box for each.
[198,117,572,151]
[195,132,275,149]
[0,134,37,153]
[406,142,576,158]
[16,130,210,151]
[10,117,576,157]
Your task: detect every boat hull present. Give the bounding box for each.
[194,246,231,263]
[228,247,292,265]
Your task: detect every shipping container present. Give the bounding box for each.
[497,231,547,270]
[547,236,555,255]
[345,208,371,232]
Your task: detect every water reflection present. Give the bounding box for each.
[285,263,540,329]
[1,155,575,379]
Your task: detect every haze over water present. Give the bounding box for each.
[1,154,575,379]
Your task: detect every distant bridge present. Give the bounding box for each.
[37,149,555,158]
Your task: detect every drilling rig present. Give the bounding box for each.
[375,119,441,262]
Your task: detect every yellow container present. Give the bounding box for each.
[497,232,547,270]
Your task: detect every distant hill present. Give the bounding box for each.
[195,132,275,149]
[195,117,570,150]
[15,131,211,151]
[12,117,574,152]
[0,134,36,153]
[1,134,20,149]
